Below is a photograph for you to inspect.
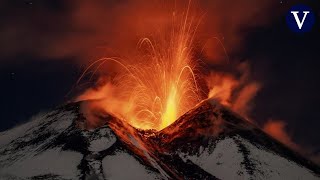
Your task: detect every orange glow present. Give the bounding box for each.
[76,2,262,132]
[161,85,178,129]
[263,120,299,150]
[205,62,261,119]
[206,73,238,106]
[77,2,201,131]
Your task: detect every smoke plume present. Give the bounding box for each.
[263,120,299,150]
[0,0,278,61]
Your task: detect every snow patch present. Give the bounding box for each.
[240,137,320,180]
[183,137,250,179]
[0,148,83,179]
[184,135,320,180]
[87,127,117,152]
[0,112,47,147]
[0,110,75,149]
[89,135,116,152]
[48,111,75,132]
[102,151,161,180]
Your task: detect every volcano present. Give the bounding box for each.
[0,99,319,180]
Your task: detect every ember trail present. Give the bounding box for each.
[77,4,203,131]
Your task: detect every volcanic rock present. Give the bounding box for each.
[0,100,319,179]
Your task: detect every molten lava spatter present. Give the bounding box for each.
[77,3,202,131]
[76,1,260,132]
[161,85,178,129]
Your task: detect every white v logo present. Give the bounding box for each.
[291,11,310,29]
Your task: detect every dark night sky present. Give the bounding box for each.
[248,21,320,149]
[0,0,320,158]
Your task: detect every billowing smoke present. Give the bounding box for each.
[205,61,261,120]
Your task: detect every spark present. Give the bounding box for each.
[78,2,202,130]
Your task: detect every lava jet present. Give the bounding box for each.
[1,1,320,180]
[0,99,319,179]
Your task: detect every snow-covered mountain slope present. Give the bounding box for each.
[0,103,162,180]
[150,99,320,179]
[0,100,319,180]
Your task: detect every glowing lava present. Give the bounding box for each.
[161,85,178,129]
[76,1,259,132]
[77,3,202,131]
